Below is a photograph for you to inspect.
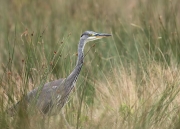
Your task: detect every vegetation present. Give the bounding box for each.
[0,0,180,128]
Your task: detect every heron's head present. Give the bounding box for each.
[81,31,111,43]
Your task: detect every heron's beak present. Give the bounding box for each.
[94,33,111,39]
[86,32,111,42]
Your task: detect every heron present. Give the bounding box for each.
[8,30,111,116]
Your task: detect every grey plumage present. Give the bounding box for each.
[8,31,111,116]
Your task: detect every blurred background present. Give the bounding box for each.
[0,0,180,129]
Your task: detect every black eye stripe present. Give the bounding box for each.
[81,34,86,37]
[81,33,97,37]
[81,33,90,37]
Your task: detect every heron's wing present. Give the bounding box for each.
[7,78,66,116]
[38,78,66,113]
[27,78,65,99]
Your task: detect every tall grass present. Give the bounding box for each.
[0,0,180,128]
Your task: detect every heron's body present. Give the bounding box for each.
[26,78,66,115]
[8,31,111,116]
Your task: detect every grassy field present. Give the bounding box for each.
[0,0,180,129]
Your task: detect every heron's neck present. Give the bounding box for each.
[65,38,86,88]
[76,38,85,66]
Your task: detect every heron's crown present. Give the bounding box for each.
[81,31,111,37]
[81,31,111,42]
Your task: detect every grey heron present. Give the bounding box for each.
[8,30,111,116]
